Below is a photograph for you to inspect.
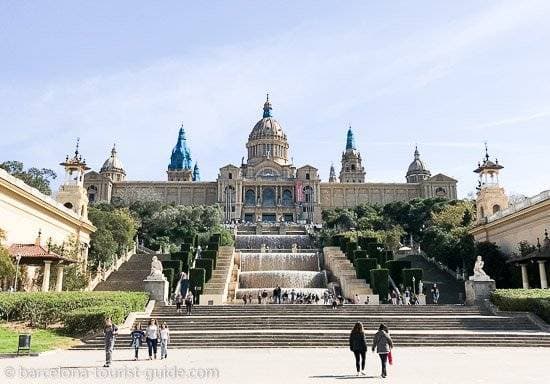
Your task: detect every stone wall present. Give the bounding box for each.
[112,181,218,205]
[320,182,421,208]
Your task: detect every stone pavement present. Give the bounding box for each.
[0,347,548,384]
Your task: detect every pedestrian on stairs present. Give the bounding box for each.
[431,284,440,304]
[160,322,170,359]
[372,323,393,378]
[130,323,145,361]
[175,294,183,314]
[185,291,194,315]
[349,322,367,376]
[103,317,118,367]
[145,319,160,360]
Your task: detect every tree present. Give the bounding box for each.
[0,228,15,280]
[0,161,57,195]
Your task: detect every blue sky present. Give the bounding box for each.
[1,0,549,198]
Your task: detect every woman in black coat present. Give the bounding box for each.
[349,321,367,376]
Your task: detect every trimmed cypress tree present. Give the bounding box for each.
[180,243,192,253]
[207,243,219,252]
[163,268,174,293]
[354,258,378,284]
[201,250,218,269]
[346,242,358,261]
[162,260,182,282]
[210,233,221,244]
[195,258,214,283]
[358,236,378,249]
[354,250,368,260]
[189,268,206,303]
[370,268,390,303]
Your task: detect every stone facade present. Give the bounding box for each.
[84,96,458,223]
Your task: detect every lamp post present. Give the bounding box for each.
[412,276,416,295]
[14,254,22,292]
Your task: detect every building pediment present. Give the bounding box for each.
[219,164,240,171]
[428,173,457,183]
[83,171,108,181]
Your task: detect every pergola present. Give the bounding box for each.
[508,231,550,289]
[8,243,77,292]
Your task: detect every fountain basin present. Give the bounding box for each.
[238,270,327,289]
[240,253,319,272]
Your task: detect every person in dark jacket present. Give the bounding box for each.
[372,323,393,378]
[129,322,145,361]
[349,322,367,376]
[103,317,118,367]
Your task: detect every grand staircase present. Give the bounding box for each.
[93,253,154,291]
[74,303,550,349]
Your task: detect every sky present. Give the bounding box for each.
[1,0,549,198]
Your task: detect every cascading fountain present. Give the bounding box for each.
[235,231,328,300]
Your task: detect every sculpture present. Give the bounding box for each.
[470,255,491,281]
[418,280,424,295]
[148,256,165,280]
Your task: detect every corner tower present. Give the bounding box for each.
[57,138,91,219]
[100,144,126,182]
[167,124,193,181]
[406,146,431,183]
[339,126,365,183]
[474,144,508,223]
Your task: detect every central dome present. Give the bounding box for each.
[245,95,290,166]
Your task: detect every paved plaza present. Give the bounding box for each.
[0,347,548,384]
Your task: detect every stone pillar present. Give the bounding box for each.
[521,264,530,289]
[42,260,52,292]
[538,261,548,289]
[55,265,64,292]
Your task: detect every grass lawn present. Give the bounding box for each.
[0,323,79,354]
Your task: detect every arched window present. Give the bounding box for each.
[282,189,293,206]
[262,188,276,206]
[87,185,97,203]
[492,204,501,214]
[64,202,73,209]
[245,189,256,206]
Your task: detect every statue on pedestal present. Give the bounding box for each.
[148,256,165,280]
[418,280,424,295]
[469,255,491,281]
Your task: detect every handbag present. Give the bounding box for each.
[388,350,393,365]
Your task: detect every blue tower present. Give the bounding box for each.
[346,126,356,151]
[193,162,200,181]
[167,124,195,181]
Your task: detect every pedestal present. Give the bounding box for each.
[417,294,426,305]
[465,279,496,306]
[143,278,169,303]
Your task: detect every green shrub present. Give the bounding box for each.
[384,250,394,262]
[358,236,377,249]
[207,243,219,252]
[201,250,218,268]
[375,252,387,267]
[354,250,368,260]
[385,260,405,286]
[64,305,126,336]
[0,292,149,328]
[370,269,389,303]
[162,260,183,282]
[189,268,206,304]
[345,242,358,261]
[180,243,192,253]
[171,251,192,270]
[398,260,412,270]
[210,233,221,244]
[195,258,214,282]
[354,258,378,284]
[402,268,423,293]
[491,289,550,323]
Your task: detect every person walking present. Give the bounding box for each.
[372,324,393,378]
[349,322,367,376]
[175,293,183,314]
[145,319,160,360]
[432,284,440,304]
[160,322,170,359]
[185,291,194,315]
[130,323,145,361]
[103,317,118,367]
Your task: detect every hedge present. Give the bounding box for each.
[402,268,423,293]
[170,251,191,271]
[210,233,221,244]
[162,260,183,283]
[0,292,149,329]
[385,260,405,286]
[64,305,126,336]
[163,268,175,292]
[354,250,368,260]
[491,289,550,323]
[183,235,196,247]
[370,269,389,303]
[195,258,214,283]
[384,250,394,262]
[345,242,358,261]
[207,243,219,252]
[189,268,206,304]
[201,250,218,268]
[180,243,192,253]
[358,236,377,249]
[354,258,378,284]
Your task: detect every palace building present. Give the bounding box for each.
[83,96,458,223]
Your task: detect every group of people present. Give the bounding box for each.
[349,322,394,378]
[389,283,441,305]
[242,288,323,305]
[172,272,194,315]
[103,318,171,367]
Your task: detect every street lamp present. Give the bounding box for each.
[14,255,22,292]
[412,276,416,295]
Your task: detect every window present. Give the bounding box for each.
[492,204,501,214]
[351,164,356,171]
[282,189,293,206]
[262,188,276,206]
[64,202,73,209]
[305,173,310,180]
[245,189,256,205]
[228,172,233,179]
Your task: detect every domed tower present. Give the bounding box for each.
[167,124,193,181]
[406,146,431,183]
[474,143,508,223]
[339,126,366,183]
[245,94,290,166]
[99,144,126,182]
[56,138,90,219]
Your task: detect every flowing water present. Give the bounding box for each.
[235,235,313,250]
[240,252,319,271]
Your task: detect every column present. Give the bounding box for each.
[42,260,52,292]
[520,264,530,289]
[55,265,64,292]
[538,261,548,289]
